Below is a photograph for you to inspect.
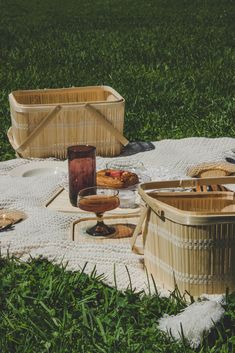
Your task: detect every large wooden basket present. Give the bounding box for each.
[132,176,235,297]
[8,86,127,158]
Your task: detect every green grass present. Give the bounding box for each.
[0,0,235,160]
[0,1,235,351]
[0,256,234,353]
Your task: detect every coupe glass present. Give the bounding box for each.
[78,187,120,236]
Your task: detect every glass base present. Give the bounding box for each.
[86,221,116,237]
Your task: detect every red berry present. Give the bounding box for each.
[109,170,123,178]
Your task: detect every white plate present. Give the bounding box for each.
[9,161,67,177]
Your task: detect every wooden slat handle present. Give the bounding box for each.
[140,177,235,191]
[15,105,62,153]
[7,127,18,151]
[7,127,23,157]
[85,103,129,146]
[130,205,149,255]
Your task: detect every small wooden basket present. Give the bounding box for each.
[132,176,235,297]
[8,86,128,158]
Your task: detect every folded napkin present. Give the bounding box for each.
[158,299,225,348]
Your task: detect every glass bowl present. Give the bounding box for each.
[106,159,151,189]
[106,159,146,174]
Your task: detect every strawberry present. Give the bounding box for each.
[107,169,124,178]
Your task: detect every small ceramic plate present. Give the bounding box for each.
[9,161,67,177]
[187,162,235,178]
[0,209,27,231]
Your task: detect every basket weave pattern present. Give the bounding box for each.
[144,213,235,295]
[139,177,235,296]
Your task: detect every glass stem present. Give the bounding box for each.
[96,213,104,225]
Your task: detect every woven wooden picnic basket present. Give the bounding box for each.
[8,86,127,158]
[132,176,235,297]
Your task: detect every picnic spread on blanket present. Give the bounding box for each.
[1,85,235,347]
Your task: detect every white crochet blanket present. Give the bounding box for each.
[0,137,234,347]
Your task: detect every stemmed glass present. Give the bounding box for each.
[78,187,120,236]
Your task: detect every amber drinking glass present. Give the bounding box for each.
[78,187,120,236]
[68,145,96,207]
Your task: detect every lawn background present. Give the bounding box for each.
[0,1,235,352]
[0,0,234,160]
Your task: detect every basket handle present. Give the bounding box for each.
[139,177,235,191]
[7,126,18,151]
[85,103,129,146]
[7,127,23,157]
[10,105,62,154]
[138,185,167,220]
[130,205,150,255]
